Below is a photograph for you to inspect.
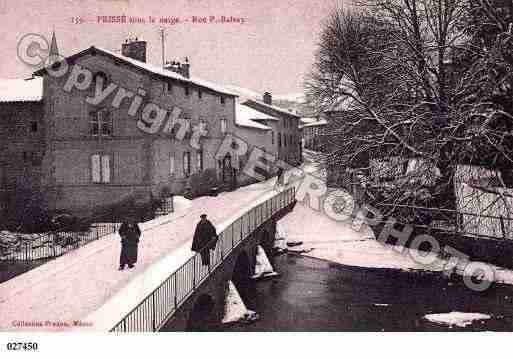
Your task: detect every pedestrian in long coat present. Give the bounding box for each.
[192,214,218,266]
[118,219,141,270]
[276,167,284,187]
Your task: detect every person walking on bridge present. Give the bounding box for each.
[118,218,141,270]
[192,214,218,266]
[276,167,284,188]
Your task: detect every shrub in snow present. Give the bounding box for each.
[188,169,220,198]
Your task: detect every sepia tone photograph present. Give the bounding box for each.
[0,0,513,342]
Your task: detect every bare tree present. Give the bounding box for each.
[306,1,513,222]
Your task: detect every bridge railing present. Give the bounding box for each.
[110,187,296,332]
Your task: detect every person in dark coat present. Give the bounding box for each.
[232,167,238,190]
[191,214,218,266]
[276,167,284,187]
[118,219,142,270]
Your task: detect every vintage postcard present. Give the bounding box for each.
[0,0,513,355]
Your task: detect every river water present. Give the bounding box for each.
[217,253,513,331]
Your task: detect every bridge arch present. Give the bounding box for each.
[232,250,251,285]
[186,294,215,331]
[231,250,255,308]
[258,228,275,264]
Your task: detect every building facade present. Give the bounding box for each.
[233,103,273,182]
[0,78,46,222]
[2,38,240,218]
[300,117,327,151]
[242,93,302,167]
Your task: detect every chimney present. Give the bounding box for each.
[263,92,272,105]
[122,37,147,63]
[182,57,190,78]
[164,57,190,78]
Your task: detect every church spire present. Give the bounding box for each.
[48,30,59,65]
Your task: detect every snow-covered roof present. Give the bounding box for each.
[235,104,272,130]
[302,118,327,128]
[0,77,43,103]
[96,48,238,97]
[35,46,238,97]
[224,84,261,100]
[300,117,317,124]
[327,96,354,112]
[244,99,300,118]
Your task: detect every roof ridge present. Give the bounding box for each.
[244,98,300,118]
[92,46,239,97]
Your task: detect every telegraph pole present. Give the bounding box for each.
[159,28,165,68]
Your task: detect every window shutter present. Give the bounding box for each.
[197,151,203,172]
[105,112,113,136]
[183,152,190,177]
[101,155,111,183]
[91,154,101,183]
[170,154,175,176]
[90,111,98,136]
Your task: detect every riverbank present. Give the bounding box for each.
[277,200,513,286]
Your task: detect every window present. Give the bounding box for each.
[183,151,191,177]
[51,99,59,115]
[220,119,227,134]
[284,134,287,146]
[165,81,173,93]
[91,154,111,183]
[93,71,108,84]
[290,134,293,146]
[22,151,40,166]
[220,96,225,105]
[198,89,203,99]
[278,132,281,147]
[271,130,274,145]
[30,120,38,133]
[185,85,190,96]
[169,154,175,176]
[197,150,203,172]
[239,154,247,169]
[90,109,112,137]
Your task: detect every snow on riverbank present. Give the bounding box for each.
[278,201,513,286]
[282,149,513,287]
[423,312,491,328]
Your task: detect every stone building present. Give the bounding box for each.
[242,92,302,166]
[300,117,327,151]
[1,37,241,219]
[233,103,273,182]
[0,77,46,222]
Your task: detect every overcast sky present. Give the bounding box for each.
[0,0,345,95]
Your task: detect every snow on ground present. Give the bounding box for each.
[280,149,513,285]
[423,312,491,328]
[278,202,447,272]
[172,196,192,210]
[0,179,279,332]
[280,186,513,284]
